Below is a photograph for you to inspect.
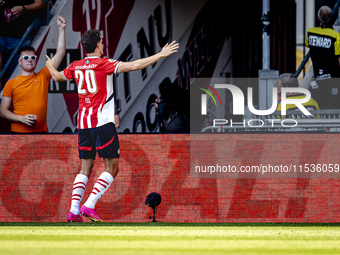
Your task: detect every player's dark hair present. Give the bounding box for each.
[18,46,36,57]
[81,29,101,53]
[279,73,299,88]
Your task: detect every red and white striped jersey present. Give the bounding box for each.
[62,56,121,129]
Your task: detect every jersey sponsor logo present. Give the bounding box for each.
[75,64,98,69]
[308,35,332,48]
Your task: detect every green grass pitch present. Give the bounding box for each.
[0,223,339,255]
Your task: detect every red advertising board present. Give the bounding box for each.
[0,134,339,222]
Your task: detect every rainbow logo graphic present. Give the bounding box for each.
[197,82,222,115]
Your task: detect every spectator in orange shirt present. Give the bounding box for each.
[0,15,67,133]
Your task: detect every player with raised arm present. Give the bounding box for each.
[45,29,179,222]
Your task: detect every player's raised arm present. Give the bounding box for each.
[116,41,179,74]
[45,55,66,82]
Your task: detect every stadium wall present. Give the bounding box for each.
[0,134,339,223]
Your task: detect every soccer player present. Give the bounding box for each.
[45,29,179,222]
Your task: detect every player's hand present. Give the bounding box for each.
[21,114,37,126]
[45,55,56,69]
[160,41,179,58]
[57,15,67,29]
[0,1,5,8]
[12,5,24,17]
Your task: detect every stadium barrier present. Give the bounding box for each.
[0,134,339,222]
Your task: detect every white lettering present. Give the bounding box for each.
[212,118,299,128]
[281,119,298,127]
[75,64,98,69]
[248,87,277,115]
[230,120,246,127]
[213,119,228,127]
[308,35,331,48]
[248,119,264,127]
[281,88,312,115]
